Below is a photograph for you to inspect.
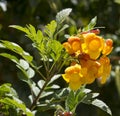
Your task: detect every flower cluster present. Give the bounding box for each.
[62,31,113,90]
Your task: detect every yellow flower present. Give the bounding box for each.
[80,59,101,84]
[62,64,83,90]
[98,56,111,84]
[63,42,74,54]
[82,33,104,59]
[63,36,82,55]
[102,39,113,55]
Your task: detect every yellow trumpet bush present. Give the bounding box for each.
[62,64,83,90]
[98,56,111,84]
[63,36,83,55]
[82,33,104,59]
[62,31,113,90]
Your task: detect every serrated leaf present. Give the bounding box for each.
[91,99,112,115]
[0,40,33,63]
[0,98,33,116]
[36,30,44,44]
[0,83,18,98]
[56,8,72,24]
[0,53,19,64]
[66,90,76,111]
[47,40,63,61]
[0,83,11,97]
[44,20,57,38]
[9,25,29,33]
[82,16,97,32]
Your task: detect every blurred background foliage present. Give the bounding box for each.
[0,0,120,116]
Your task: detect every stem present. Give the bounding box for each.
[29,77,51,111]
[30,63,46,80]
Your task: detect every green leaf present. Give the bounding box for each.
[31,82,40,96]
[0,83,11,97]
[92,99,112,115]
[56,8,72,24]
[0,98,33,116]
[19,59,29,70]
[82,93,99,103]
[82,93,112,115]
[55,24,69,37]
[40,91,54,99]
[46,84,60,90]
[10,24,44,45]
[44,20,57,38]
[26,67,35,78]
[0,53,34,83]
[47,39,63,61]
[50,84,60,89]
[65,90,76,111]
[48,74,61,85]
[38,80,45,89]
[0,40,33,63]
[75,88,91,102]
[0,53,19,64]
[17,69,33,86]
[82,16,97,32]
[9,25,29,33]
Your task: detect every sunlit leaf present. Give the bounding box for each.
[47,84,60,90]
[48,74,61,85]
[40,91,54,99]
[0,53,19,64]
[38,80,45,89]
[31,83,40,96]
[44,20,57,38]
[9,25,29,33]
[0,98,33,116]
[19,59,29,70]
[82,93,112,115]
[47,39,63,61]
[27,67,35,78]
[0,40,33,63]
[82,16,97,32]
[56,8,72,24]
[65,90,76,111]
[92,99,112,115]
[55,24,69,37]
[0,83,18,98]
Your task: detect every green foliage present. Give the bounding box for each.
[44,20,57,39]
[82,93,112,115]
[0,83,33,116]
[65,87,112,116]
[56,8,72,24]
[47,39,63,61]
[0,8,113,116]
[0,40,33,63]
[82,16,97,32]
